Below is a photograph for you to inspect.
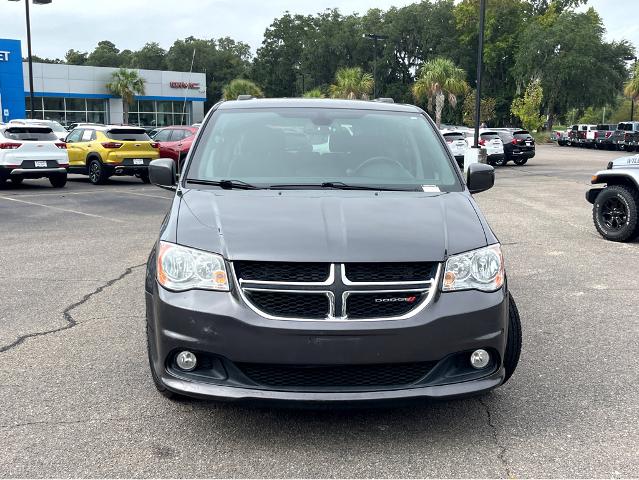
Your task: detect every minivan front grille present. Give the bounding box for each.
[235,262,440,321]
[244,290,329,319]
[236,362,437,388]
[344,262,437,283]
[345,291,426,319]
[234,261,331,283]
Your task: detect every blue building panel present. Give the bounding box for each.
[0,38,26,122]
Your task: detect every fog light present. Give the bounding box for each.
[470,349,490,369]
[176,351,197,371]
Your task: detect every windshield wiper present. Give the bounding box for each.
[269,181,417,191]
[186,178,262,190]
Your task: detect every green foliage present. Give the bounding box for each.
[462,90,497,126]
[86,41,121,68]
[329,67,374,99]
[511,79,545,131]
[64,49,87,65]
[222,79,263,100]
[106,68,145,124]
[513,7,632,130]
[412,58,469,127]
[128,42,167,70]
[624,62,639,111]
[302,88,325,98]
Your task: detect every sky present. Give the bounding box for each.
[0,0,636,60]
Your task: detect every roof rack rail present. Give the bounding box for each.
[374,97,395,103]
[237,95,255,101]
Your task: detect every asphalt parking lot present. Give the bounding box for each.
[1,144,637,477]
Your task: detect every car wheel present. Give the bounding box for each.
[139,171,151,184]
[493,156,508,167]
[502,292,522,385]
[49,173,67,188]
[513,158,528,166]
[88,159,108,185]
[592,185,639,242]
[10,176,23,185]
[146,322,183,400]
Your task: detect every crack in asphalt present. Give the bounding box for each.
[0,263,146,354]
[479,396,514,479]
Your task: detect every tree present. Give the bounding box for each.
[166,36,251,107]
[222,79,263,100]
[462,90,497,126]
[624,62,639,117]
[513,8,632,130]
[106,68,145,125]
[87,40,122,67]
[65,49,87,65]
[129,42,167,70]
[303,88,324,98]
[511,79,545,130]
[412,58,469,127]
[329,67,374,100]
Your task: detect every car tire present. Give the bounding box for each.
[513,158,528,166]
[146,322,184,400]
[10,176,23,185]
[493,156,508,167]
[49,173,67,188]
[139,171,151,184]
[88,158,108,185]
[502,292,522,385]
[592,185,639,242]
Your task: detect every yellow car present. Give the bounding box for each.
[65,125,160,184]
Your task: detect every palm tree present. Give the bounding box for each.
[329,67,374,100]
[412,58,469,128]
[222,79,264,100]
[106,68,145,125]
[624,62,639,117]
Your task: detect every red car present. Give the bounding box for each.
[150,126,198,164]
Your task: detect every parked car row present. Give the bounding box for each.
[441,126,536,168]
[558,122,639,151]
[0,119,199,188]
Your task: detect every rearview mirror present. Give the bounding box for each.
[467,163,494,194]
[149,158,177,190]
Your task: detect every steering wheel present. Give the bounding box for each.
[350,156,414,179]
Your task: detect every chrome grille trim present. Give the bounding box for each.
[232,262,441,322]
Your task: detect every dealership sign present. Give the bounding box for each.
[0,50,10,62]
[170,81,200,89]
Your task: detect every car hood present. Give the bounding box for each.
[175,189,488,262]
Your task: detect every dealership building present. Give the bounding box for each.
[0,38,206,127]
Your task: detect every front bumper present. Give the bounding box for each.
[147,281,509,402]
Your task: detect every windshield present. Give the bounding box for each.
[186,108,461,190]
[105,129,150,141]
[2,127,58,141]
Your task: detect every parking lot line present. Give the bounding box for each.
[0,195,125,223]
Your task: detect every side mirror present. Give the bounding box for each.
[467,163,494,194]
[149,158,177,190]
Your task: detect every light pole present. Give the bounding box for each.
[8,0,51,119]
[624,55,637,121]
[363,33,388,99]
[473,0,487,148]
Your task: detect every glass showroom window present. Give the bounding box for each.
[127,100,191,127]
[24,97,107,126]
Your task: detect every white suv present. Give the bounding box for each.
[441,130,468,168]
[0,125,69,188]
[478,130,505,165]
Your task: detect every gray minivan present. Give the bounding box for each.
[144,98,522,403]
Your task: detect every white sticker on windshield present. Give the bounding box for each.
[422,185,440,192]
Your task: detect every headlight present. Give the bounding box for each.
[442,244,504,292]
[157,241,229,292]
